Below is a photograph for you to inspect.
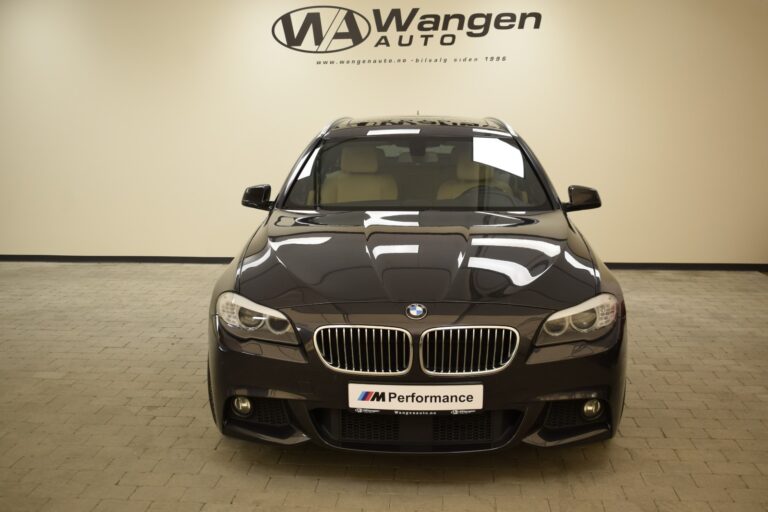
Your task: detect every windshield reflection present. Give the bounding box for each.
[371,244,419,259]
[363,211,420,227]
[468,256,545,286]
[472,237,561,257]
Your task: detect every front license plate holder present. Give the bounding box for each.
[348,383,483,412]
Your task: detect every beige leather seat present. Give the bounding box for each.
[320,145,398,204]
[436,154,512,200]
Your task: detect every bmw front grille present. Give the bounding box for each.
[314,325,518,376]
[420,327,519,376]
[314,326,413,375]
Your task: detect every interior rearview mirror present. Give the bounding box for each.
[242,185,273,210]
[563,185,601,212]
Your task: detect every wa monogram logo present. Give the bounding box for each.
[272,6,371,54]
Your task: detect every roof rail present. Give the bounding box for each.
[484,117,517,137]
[319,117,351,136]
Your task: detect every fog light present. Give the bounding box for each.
[232,396,252,417]
[582,399,603,419]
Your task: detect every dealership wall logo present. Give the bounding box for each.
[273,6,542,53]
[272,6,371,53]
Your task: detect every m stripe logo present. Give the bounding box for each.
[357,391,386,402]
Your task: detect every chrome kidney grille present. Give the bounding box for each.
[420,327,519,375]
[314,326,412,375]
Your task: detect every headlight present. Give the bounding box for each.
[215,292,299,345]
[536,293,618,346]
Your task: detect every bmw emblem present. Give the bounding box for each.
[406,303,427,320]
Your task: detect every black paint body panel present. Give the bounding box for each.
[237,209,599,311]
[208,116,627,452]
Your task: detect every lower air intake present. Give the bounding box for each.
[313,409,521,452]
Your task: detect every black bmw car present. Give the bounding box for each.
[208,116,627,453]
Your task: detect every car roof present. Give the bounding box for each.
[322,116,517,139]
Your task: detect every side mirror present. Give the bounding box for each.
[563,185,601,212]
[242,185,273,210]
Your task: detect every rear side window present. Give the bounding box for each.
[283,136,552,211]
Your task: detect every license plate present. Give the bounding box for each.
[348,383,483,411]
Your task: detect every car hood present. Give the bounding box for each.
[237,209,598,311]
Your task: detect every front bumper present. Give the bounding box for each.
[208,302,627,453]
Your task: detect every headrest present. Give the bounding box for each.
[456,153,490,181]
[341,145,379,174]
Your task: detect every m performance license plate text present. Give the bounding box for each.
[348,383,483,411]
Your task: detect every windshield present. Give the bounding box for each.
[283,136,553,211]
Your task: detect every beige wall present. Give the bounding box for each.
[1,0,766,262]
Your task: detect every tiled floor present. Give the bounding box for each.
[0,262,766,512]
